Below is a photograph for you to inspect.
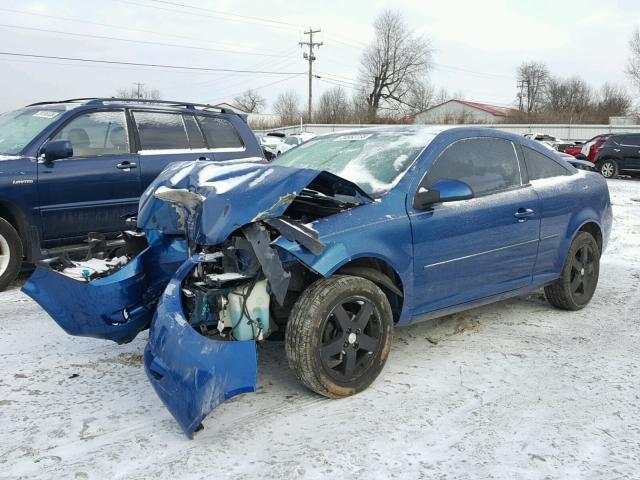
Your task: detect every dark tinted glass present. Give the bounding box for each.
[426,137,521,195]
[133,111,190,150]
[183,115,205,149]
[197,116,243,149]
[522,146,570,180]
[622,134,640,146]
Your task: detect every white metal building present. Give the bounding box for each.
[413,99,516,124]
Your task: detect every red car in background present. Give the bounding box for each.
[564,134,611,162]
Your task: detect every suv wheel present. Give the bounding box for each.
[285,275,393,398]
[598,159,618,178]
[0,218,23,292]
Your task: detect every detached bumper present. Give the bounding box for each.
[144,256,257,438]
[22,235,187,344]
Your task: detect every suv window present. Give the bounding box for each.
[621,134,640,146]
[197,116,244,149]
[183,115,206,149]
[285,137,299,145]
[133,111,190,150]
[522,146,570,180]
[52,110,129,157]
[426,137,521,195]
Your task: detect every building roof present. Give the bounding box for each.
[419,99,516,117]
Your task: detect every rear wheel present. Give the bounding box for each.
[598,159,618,178]
[544,231,600,310]
[285,275,393,398]
[0,218,23,292]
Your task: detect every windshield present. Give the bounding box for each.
[270,128,437,196]
[0,107,64,155]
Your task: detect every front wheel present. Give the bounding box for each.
[0,218,23,292]
[598,159,618,178]
[285,275,393,398]
[544,231,600,310]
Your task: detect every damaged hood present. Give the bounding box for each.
[138,160,371,245]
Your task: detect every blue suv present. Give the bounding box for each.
[0,98,263,290]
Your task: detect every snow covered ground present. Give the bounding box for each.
[1,178,639,480]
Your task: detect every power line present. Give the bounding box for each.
[115,0,302,32]
[0,52,306,75]
[209,74,305,104]
[0,7,279,54]
[149,0,304,28]
[0,23,295,58]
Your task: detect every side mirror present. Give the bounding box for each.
[413,179,474,209]
[39,140,73,163]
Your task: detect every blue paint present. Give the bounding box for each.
[22,232,187,343]
[144,255,257,438]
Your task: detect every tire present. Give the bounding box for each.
[285,275,393,398]
[544,231,600,311]
[598,159,618,178]
[0,218,23,292]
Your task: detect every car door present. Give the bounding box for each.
[132,111,209,190]
[408,137,541,315]
[37,109,141,243]
[520,145,580,280]
[196,115,247,161]
[619,134,640,171]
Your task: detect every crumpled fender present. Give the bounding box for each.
[144,254,257,438]
[22,232,187,344]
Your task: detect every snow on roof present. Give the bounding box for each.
[419,99,516,117]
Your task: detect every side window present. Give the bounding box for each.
[52,111,129,157]
[198,116,244,149]
[133,111,190,150]
[522,146,570,180]
[285,137,297,145]
[623,134,640,147]
[182,115,206,149]
[426,137,521,196]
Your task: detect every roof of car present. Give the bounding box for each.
[25,97,239,115]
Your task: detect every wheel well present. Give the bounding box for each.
[578,222,603,253]
[0,203,28,260]
[336,257,404,323]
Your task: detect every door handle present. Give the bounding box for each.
[514,208,535,222]
[116,161,137,170]
[197,156,211,161]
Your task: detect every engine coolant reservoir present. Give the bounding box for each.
[227,279,270,341]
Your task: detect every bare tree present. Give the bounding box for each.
[544,76,592,119]
[626,27,640,89]
[233,89,266,113]
[517,61,549,113]
[273,90,301,125]
[316,86,351,123]
[358,10,432,119]
[596,83,631,121]
[115,85,162,100]
[401,79,435,114]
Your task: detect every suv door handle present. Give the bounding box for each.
[514,208,535,222]
[197,156,212,161]
[116,161,137,170]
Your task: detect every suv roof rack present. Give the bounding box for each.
[26,97,237,114]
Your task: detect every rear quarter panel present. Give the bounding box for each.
[532,170,611,284]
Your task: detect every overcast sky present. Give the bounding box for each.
[0,0,639,113]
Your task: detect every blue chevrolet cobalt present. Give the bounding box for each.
[24,126,613,437]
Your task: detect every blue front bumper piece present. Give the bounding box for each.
[144,256,257,438]
[22,233,187,344]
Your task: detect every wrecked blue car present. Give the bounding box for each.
[23,126,612,438]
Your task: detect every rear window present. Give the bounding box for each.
[133,111,190,150]
[197,116,244,149]
[523,146,570,180]
[621,134,640,146]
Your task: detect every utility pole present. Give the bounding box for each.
[299,28,322,122]
[133,82,144,99]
